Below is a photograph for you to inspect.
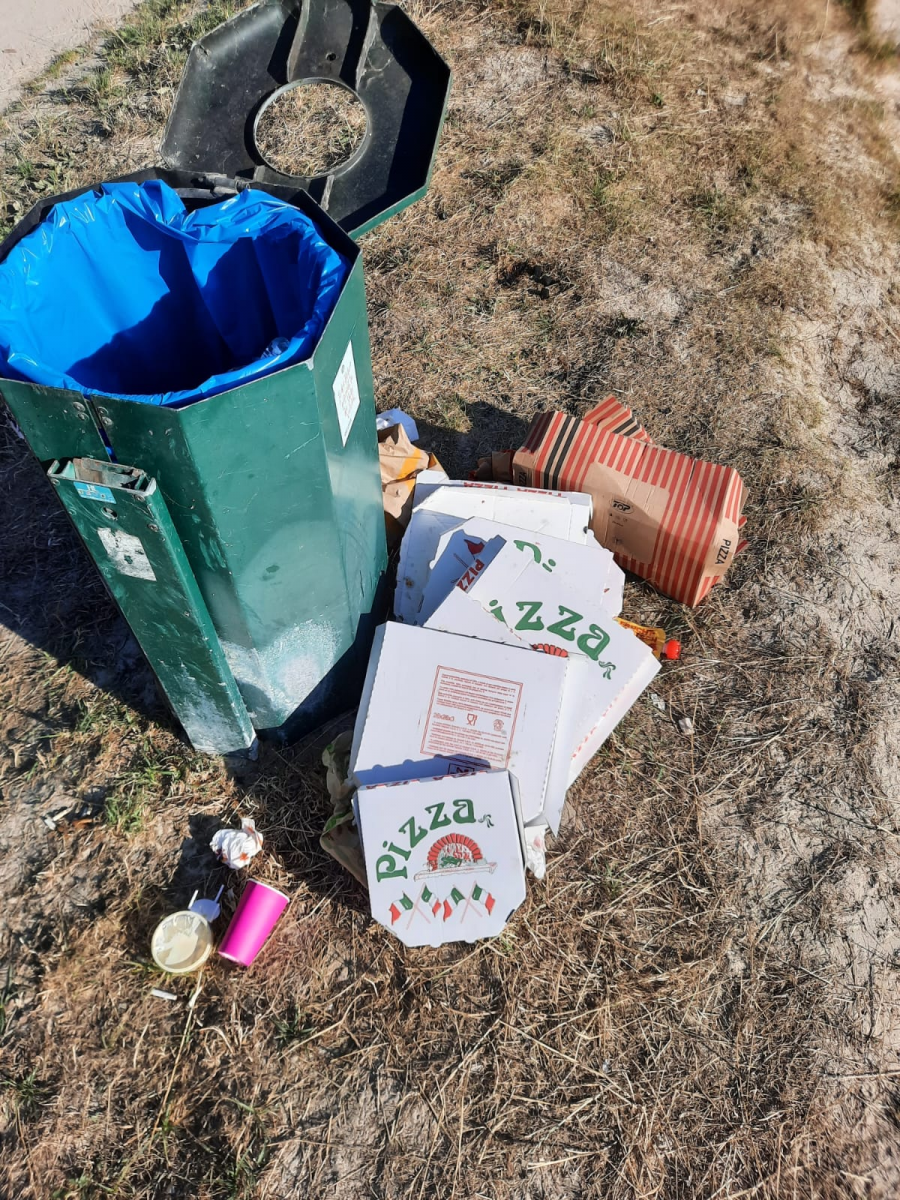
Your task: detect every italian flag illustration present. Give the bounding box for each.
[389,885,437,926]
[442,882,496,921]
[389,882,497,925]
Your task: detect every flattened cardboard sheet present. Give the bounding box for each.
[426,541,659,805]
[418,519,624,627]
[394,480,592,624]
[350,622,570,826]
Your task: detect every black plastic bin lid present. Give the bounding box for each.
[161,0,451,239]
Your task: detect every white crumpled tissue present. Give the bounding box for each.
[210,817,263,869]
[523,824,549,881]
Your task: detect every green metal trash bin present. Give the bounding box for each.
[0,0,450,755]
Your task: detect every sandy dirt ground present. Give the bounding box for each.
[0,0,138,111]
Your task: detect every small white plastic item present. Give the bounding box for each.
[188,885,224,922]
[210,817,263,869]
[375,407,419,441]
[523,824,549,881]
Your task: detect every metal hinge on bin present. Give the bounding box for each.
[49,457,256,756]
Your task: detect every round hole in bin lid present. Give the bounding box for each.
[254,79,368,180]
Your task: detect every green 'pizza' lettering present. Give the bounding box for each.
[376,853,408,882]
[514,539,541,562]
[425,801,451,830]
[576,623,611,659]
[514,599,545,632]
[453,798,475,824]
[546,604,582,641]
[399,815,428,849]
[488,600,507,624]
[385,799,482,877]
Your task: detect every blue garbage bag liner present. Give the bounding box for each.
[0,180,350,407]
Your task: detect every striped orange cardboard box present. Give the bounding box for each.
[511,402,747,607]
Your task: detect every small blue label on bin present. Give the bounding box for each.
[74,482,115,503]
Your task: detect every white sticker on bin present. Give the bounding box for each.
[97,528,156,581]
[333,340,361,446]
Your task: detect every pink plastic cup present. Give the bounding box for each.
[217,881,289,966]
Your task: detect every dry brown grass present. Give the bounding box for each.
[2,0,900,1197]
[255,82,368,178]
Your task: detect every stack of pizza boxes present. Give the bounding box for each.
[350,475,659,948]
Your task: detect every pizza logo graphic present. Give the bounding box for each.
[429,833,482,871]
[414,834,497,879]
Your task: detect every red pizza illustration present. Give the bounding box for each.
[415,835,498,879]
[531,643,569,657]
[427,834,483,871]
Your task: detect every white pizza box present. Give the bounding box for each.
[417,591,602,817]
[565,653,658,782]
[411,475,594,517]
[350,622,571,827]
[417,518,624,627]
[357,770,527,948]
[410,466,451,495]
[425,540,659,792]
[394,480,593,624]
[415,599,570,832]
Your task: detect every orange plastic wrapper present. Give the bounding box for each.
[615,617,667,658]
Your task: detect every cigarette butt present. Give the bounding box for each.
[150,988,178,1002]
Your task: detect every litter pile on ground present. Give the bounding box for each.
[325,406,744,946]
[0,0,748,961]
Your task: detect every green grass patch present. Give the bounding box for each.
[1,1068,49,1121]
[104,747,182,833]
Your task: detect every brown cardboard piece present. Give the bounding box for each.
[378,423,443,548]
[319,731,368,887]
[586,461,670,566]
